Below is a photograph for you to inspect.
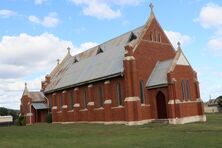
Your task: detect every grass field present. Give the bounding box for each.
[0,114,222,148]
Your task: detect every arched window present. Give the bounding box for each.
[150,31,153,41]
[98,85,104,107]
[181,80,191,101]
[83,88,88,108]
[186,80,191,100]
[116,82,122,106]
[181,80,186,100]
[154,30,157,41]
[70,90,74,110]
[60,93,63,110]
[139,80,145,104]
[158,33,162,42]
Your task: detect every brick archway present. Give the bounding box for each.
[156,91,167,119]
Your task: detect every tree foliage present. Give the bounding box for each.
[15,115,26,126]
[0,107,19,121]
[216,96,222,107]
[0,107,8,116]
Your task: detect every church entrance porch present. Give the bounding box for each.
[156,92,167,119]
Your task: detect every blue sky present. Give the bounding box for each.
[0,0,222,109]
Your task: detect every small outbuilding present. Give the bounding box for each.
[20,83,49,124]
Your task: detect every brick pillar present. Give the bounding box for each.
[167,77,177,119]
[73,88,80,121]
[61,91,68,122]
[52,93,58,122]
[87,84,95,121]
[171,79,182,118]
[123,45,142,123]
[104,80,112,122]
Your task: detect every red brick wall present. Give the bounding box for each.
[176,102,204,118]
[47,76,128,122]
[112,107,125,121]
[169,65,198,101]
[21,96,30,116]
[147,87,169,119]
[134,17,175,83]
[44,16,204,123]
[133,17,176,109]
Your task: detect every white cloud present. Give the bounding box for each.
[0,77,43,109]
[197,3,222,29]
[82,2,121,20]
[197,3,222,56]
[208,38,222,55]
[34,0,48,5]
[71,0,143,6]
[106,0,143,6]
[69,0,144,19]
[28,12,59,27]
[0,33,73,78]
[0,9,16,18]
[72,42,98,54]
[165,30,191,48]
[0,33,97,109]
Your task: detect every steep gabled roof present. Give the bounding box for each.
[147,44,193,88]
[29,92,46,102]
[44,26,144,93]
[22,83,46,102]
[44,3,176,93]
[168,45,192,72]
[146,59,173,88]
[132,4,175,52]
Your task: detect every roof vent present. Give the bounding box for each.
[128,32,137,42]
[96,46,103,55]
[73,57,79,63]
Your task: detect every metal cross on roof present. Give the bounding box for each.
[177,41,182,50]
[67,47,71,53]
[177,41,181,47]
[149,2,154,12]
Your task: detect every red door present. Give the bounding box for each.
[156,92,167,119]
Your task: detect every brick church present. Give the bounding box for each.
[20,3,206,125]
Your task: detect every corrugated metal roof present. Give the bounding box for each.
[45,26,144,93]
[32,103,49,110]
[29,92,46,102]
[146,59,173,88]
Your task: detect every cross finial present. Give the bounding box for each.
[67,47,71,54]
[57,59,60,65]
[177,41,181,50]
[149,2,154,12]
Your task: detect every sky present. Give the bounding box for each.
[0,0,222,109]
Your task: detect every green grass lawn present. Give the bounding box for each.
[0,114,222,148]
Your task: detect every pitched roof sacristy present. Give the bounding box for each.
[22,83,46,102]
[44,26,144,93]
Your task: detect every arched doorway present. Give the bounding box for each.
[156,91,167,119]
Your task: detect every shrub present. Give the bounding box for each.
[15,115,26,126]
[46,113,52,123]
[217,96,222,107]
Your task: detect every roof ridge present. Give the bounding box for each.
[71,25,144,59]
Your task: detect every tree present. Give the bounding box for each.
[217,96,222,107]
[0,107,8,116]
